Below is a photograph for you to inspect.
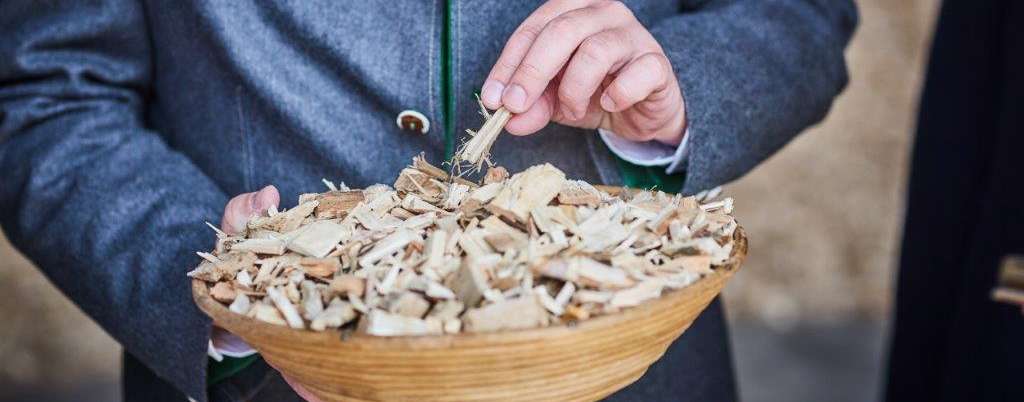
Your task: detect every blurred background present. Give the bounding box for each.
[0,1,940,401]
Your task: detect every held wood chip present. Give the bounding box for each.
[190,155,739,336]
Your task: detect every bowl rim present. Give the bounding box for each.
[193,213,747,350]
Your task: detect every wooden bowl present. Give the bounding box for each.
[193,223,747,401]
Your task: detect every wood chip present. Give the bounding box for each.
[457,228,494,258]
[330,274,366,297]
[483,166,509,184]
[427,300,464,320]
[315,191,364,219]
[535,286,564,316]
[267,286,305,329]
[460,182,503,214]
[412,153,476,188]
[666,255,713,275]
[299,257,340,278]
[487,164,566,223]
[188,252,257,282]
[537,257,634,289]
[287,221,348,258]
[455,107,512,170]
[363,309,443,336]
[248,201,317,234]
[388,292,431,318]
[574,290,614,304]
[300,280,324,321]
[558,180,602,206]
[422,230,447,272]
[402,194,443,213]
[210,282,237,303]
[359,229,417,267]
[250,303,287,326]
[609,280,664,308]
[311,298,357,331]
[230,238,287,255]
[479,215,529,251]
[444,183,471,210]
[448,256,492,308]
[228,294,251,315]
[443,318,462,334]
[564,304,590,320]
[463,295,549,333]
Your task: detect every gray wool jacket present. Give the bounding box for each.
[0,1,855,401]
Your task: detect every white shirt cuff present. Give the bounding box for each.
[208,328,257,361]
[598,128,689,173]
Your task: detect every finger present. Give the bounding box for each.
[505,84,557,136]
[557,29,633,120]
[221,185,280,235]
[502,2,634,113]
[481,0,597,109]
[600,52,671,113]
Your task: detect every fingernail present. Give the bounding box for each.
[502,84,528,112]
[481,80,504,107]
[600,93,617,111]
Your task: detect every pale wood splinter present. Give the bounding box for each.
[454,107,512,171]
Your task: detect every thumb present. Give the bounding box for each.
[221,185,280,235]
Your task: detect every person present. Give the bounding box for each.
[885,1,1024,401]
[0,1,855,401]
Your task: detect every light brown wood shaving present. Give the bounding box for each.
[190,155,738,336]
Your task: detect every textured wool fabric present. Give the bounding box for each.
[0,1,854,401]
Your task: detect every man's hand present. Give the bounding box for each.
[217,185,322,402]
[480,0,686,146]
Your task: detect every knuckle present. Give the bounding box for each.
[548,15,582,38]
[517,60,547,81]
[578,35,611,64]
[507,27,541,52]
[639,52,672,84]
[560,72,588,92]
[602,0,634,17]
[646,52,671,70]
[495,57,519,75]
[515,25,542,44]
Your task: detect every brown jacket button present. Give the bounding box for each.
[397,110,430,134]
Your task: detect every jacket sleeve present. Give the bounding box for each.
[650,0,857,194]
[0,2,226,400]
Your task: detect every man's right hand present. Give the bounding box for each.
[217,185,323,402]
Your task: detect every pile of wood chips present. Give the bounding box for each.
[189,155,738,336]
